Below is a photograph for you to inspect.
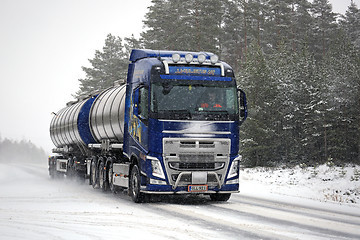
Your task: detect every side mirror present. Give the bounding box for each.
[237,88,248,123]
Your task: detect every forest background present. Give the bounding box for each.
[51,0,360,167]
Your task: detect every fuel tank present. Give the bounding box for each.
[49,84,126,148]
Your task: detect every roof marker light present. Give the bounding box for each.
[185,53,193,63]
[210,55,219,64]
[172,53,181,63]
[198,54,206,64]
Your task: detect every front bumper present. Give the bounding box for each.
[140,182,239,194]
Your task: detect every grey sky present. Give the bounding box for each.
[0,0,357,152]
[0,0,151,152]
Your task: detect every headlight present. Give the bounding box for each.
[148,156,166,179]
[227,157,241,179]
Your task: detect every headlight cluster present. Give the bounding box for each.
[147,156,166,179]
[227,156,242,179]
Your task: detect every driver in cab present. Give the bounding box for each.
[200,91,223,109]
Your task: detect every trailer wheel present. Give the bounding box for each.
[99,161,108,192]
[108,162,116,193]
[130,165,148,203]
[210,193,231,202]
[91,160,99,189]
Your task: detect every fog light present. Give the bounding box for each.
[150,178,167,185]
[227,178,239,184]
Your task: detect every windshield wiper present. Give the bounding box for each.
[163,109,192,120]
[203,110,229,120]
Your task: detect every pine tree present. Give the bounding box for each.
[310,0,337,58]
[342,1,360,49]
[265,0,294,51]
[291,0,313,51]
[76,34,128,97]
[238,43,279,166]
[142,0,225,53]
[185,0,224,53]
[322,32,360,164]
[142,0,189,50]
[222,0,244,71]
[124,34,143,57]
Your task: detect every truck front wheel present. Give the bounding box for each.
[130,165,148,203]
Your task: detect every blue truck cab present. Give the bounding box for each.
[123,49,247,202]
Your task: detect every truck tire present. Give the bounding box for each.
[99,161,108,192]
[91,160,99,189]
[210,193,231,202]
[129,165,148,203]
[108,162,117,193]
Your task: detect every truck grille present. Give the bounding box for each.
[178,153,214,162]
[163,137,231,187]
[169,162,225,171]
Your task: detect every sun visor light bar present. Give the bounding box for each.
[163,52,224,76]
[170,53,219,65]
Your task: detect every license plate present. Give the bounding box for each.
[188,185,208,192]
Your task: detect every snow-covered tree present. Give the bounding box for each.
[322,33,360,164]
[76,34,128,97]
[310,0,337,58]
[342,1,360,49]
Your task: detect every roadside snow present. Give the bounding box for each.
[1,162,359,239]
[240,163,360,206]
[0,163,223,240]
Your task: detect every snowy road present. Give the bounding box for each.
[1,163,359,240]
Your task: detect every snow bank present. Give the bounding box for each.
[240,163,360,206]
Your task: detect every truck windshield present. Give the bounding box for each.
[150,81,239,121]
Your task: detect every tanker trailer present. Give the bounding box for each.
[49,83,126,179]
[49,49,247,203]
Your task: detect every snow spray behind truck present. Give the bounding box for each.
[49,49,247,202]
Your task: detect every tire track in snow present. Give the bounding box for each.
[233,194,360,225]
[146,195,360,240]
[213,202,359,239]
[148,202,295,240]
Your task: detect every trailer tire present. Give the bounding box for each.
[130,165,148,203]
[91,160,99,189]
[210,193,231,202]
[99,161,108,192]
[108,162,117,193]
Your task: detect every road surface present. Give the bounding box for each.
[0,162,359,240]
